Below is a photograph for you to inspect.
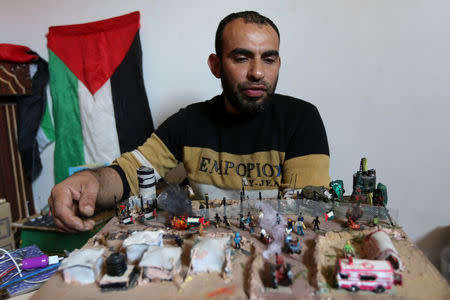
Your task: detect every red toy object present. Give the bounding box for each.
[347,215,363,230]
[271,253,293,288]
[171,216,188,230]
[187,216,210,227]
[337,257,402,293]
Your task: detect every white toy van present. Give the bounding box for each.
[337,257,402,293]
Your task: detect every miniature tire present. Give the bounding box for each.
[286,264,293,285]
[350,286,359,292]
[374,286,385,293]
[270,265,278,289]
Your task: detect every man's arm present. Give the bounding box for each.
[48,167,123,233]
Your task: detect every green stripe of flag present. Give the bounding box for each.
[48,49,85,183]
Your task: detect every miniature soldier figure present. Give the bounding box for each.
[312,216,320,231]
[240,213,246,230]
[234,232,242,249]
[295,216,306,236]
[223,215,231,228]
[214,213,221,228]
[276,213,281,225]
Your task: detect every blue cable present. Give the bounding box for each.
[0,262,60,290]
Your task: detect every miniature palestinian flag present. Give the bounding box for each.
[324,210,335,221]
[43,11,154,183]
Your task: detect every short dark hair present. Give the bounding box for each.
[215,11,280,57]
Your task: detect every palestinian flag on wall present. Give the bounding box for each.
[43,11,154,183]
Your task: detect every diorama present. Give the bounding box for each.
[33,158,450,299]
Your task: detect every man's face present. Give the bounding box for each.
[218,19,281,115]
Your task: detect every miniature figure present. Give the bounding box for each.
[260,228,267,240]
[271,253,293,288]
[285,227,292,235]
[295,216,305,236]
[258,209,264,222]
[214,213,221,228]
[245,211,251,225]
[369,214,379,227]
[234,232,242,249]
[239,214,245,230]
[287,218,294,231]
[343,241,355,257]
[276,213,281,225]
[312,216,320,231]
[248,217,256,234]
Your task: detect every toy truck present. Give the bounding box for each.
[336,257,402,293]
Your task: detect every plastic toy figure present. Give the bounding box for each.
[258,209,264,222]
[312,216,320,231]
[223,216,231,228]
[248,217,256,234]
[239,214,245,230]
[214,213,221,228]
[287,218,294,230]
[343,241,355,257]
[244,211,250,225]
[234,232,242,249]
[295,217,305,236]
[260,228,267,240]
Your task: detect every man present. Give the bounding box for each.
[48,11,330,233]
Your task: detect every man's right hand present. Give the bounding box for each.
[48,171,99,233]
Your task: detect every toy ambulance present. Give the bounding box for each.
[336,257,402,293]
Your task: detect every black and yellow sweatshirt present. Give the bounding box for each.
[113,94,330,200]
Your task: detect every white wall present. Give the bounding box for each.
[1,0,449,241]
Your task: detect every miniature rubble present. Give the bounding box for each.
[139,246,182,281]
[59,248,105,284]
[190,236,232,274]
[122,230,164,263]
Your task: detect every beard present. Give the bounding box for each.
[221,72,278,116]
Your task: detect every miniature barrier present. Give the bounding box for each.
[193,198,398,225]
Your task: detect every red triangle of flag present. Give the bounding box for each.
[47,11,140,95]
